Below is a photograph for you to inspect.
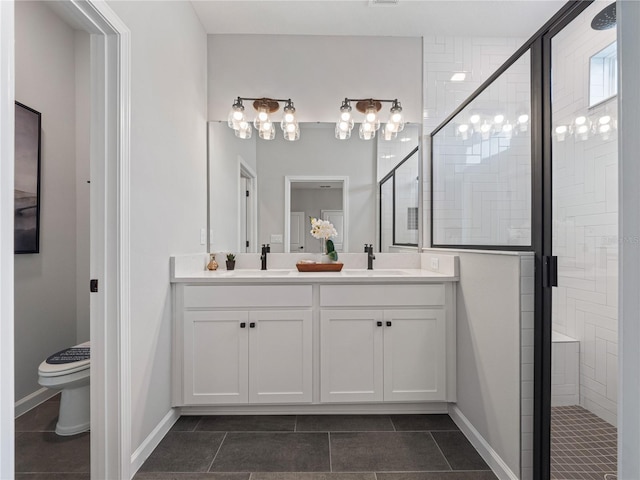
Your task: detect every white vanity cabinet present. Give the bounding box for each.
[176,285,313,405]
[320,284,448,403]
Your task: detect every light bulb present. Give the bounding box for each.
[261,121,272,132]
[239,121,248,130]
[518,114,529,124]
[480,123,491,133]
[575,116,587,125]
[458,124,469,133]
[494,114,504,124]
[366,111,377,123]
[599,115,611,125]
[503,123,513,132]
[228,98,245,130]
[286,123,295,133]
[258,111,268,122]
[233,111,243,121]
[383,123,397,141]
[341,111,352,121]
[284,112,294,123]
[555,125,568,134]
[470,114,480,124]
[577,125,589,134]
[359,122,376,140]
[599,124,611,133]
[391,112,402,123]
[362,122,372,132]
[339,121,349,132]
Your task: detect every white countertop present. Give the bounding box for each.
[171,267,458,284]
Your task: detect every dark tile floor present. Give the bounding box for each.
[551,405,617,480]
[15,397,497,480]
[136,414,496,479]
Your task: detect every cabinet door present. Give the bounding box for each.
[383,309,446,402]
[248,310,312,403]
[320,310,383,402]
[183,310,248,404]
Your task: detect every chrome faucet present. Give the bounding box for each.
[260,244,270,270]
[364,244,375,270]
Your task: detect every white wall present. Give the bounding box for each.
[291,187,342,253]
[617,0,640,476]
[208,121,256,252]
[439,250,523,477]
[105,0,208,459]
[257,124,376,253]
[14,1,81,402]
[551,1,618,426]
[207,35,422,124]
[423,36,525,246]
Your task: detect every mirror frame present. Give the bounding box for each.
[284,175,350,253]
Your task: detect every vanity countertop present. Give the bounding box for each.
[171,253,459,284]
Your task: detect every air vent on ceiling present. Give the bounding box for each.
[369,0,399,6]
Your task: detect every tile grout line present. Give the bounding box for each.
[193,415,203,432]
[206,431,228,473]
[328,431,333,472]
[429,431,454,471]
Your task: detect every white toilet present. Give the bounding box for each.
[38,341,90,436]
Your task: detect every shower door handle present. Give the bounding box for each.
[543,256,558,287]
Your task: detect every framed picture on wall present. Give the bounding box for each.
[14,101,42,254]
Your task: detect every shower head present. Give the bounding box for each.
[591,3,616,30]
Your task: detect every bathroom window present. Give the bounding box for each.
[589,41,617,107]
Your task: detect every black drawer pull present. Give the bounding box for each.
[386,321,392,327]
[377,321,383,327]
[240,322,246,328]
[250,322,256,328]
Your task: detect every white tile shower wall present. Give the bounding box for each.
[520,254,535,480]
[430,52,532,246]
[422,36,525,246]
[551,2,617,426]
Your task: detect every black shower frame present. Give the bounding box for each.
[428,1,594,479]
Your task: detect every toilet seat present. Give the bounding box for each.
[38,341,90,377]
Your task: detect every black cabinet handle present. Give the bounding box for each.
[250,322,256,328]
[240,322,246,328]
[376,321,382,327]
[386,321,392,327]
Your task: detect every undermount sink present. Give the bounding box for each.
[341,269,408,276]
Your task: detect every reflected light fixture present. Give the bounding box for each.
[227,97,299,141]
[336,98,405,141]
[450,72,466,82]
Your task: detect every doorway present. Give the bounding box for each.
[0,0,130,478]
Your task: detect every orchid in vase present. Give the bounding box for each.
[310,217,338,262]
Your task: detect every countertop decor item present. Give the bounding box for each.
[207,253,218,271]
[226,253,236,271]
[310,217,338,262]
[296,262,343,272]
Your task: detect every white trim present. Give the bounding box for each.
[238,158,258,253]
[180,402,449,416]
[0,1,15,476]
[130,408,180,477]
[14,388,58,418]
[284,175,350,253]
[448,405,518,480]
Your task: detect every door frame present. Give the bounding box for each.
[284,175,349,253]
[238,158,257,253]
[0,1,131,478]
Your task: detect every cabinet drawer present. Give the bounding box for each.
[320,284,444,307]
[184,285,312,308]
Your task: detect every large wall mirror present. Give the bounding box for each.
[208,122,421,254]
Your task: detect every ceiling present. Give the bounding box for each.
[190,0,566,38]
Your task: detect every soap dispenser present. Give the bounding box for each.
[207,253,219,271]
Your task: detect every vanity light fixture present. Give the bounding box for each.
[336,98,405,141]
[228,97,300,141]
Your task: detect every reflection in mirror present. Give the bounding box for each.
[589,41,617,107]
[208,121,421,254]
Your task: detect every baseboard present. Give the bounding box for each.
[448,405,519,480]
[129,408,180,478]
[180,402,448,416]
[15,387,57,418]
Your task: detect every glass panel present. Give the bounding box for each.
[432,51,531,247]
[394,151,419,245]
[551,2,618,477]
[380,177,393,252]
